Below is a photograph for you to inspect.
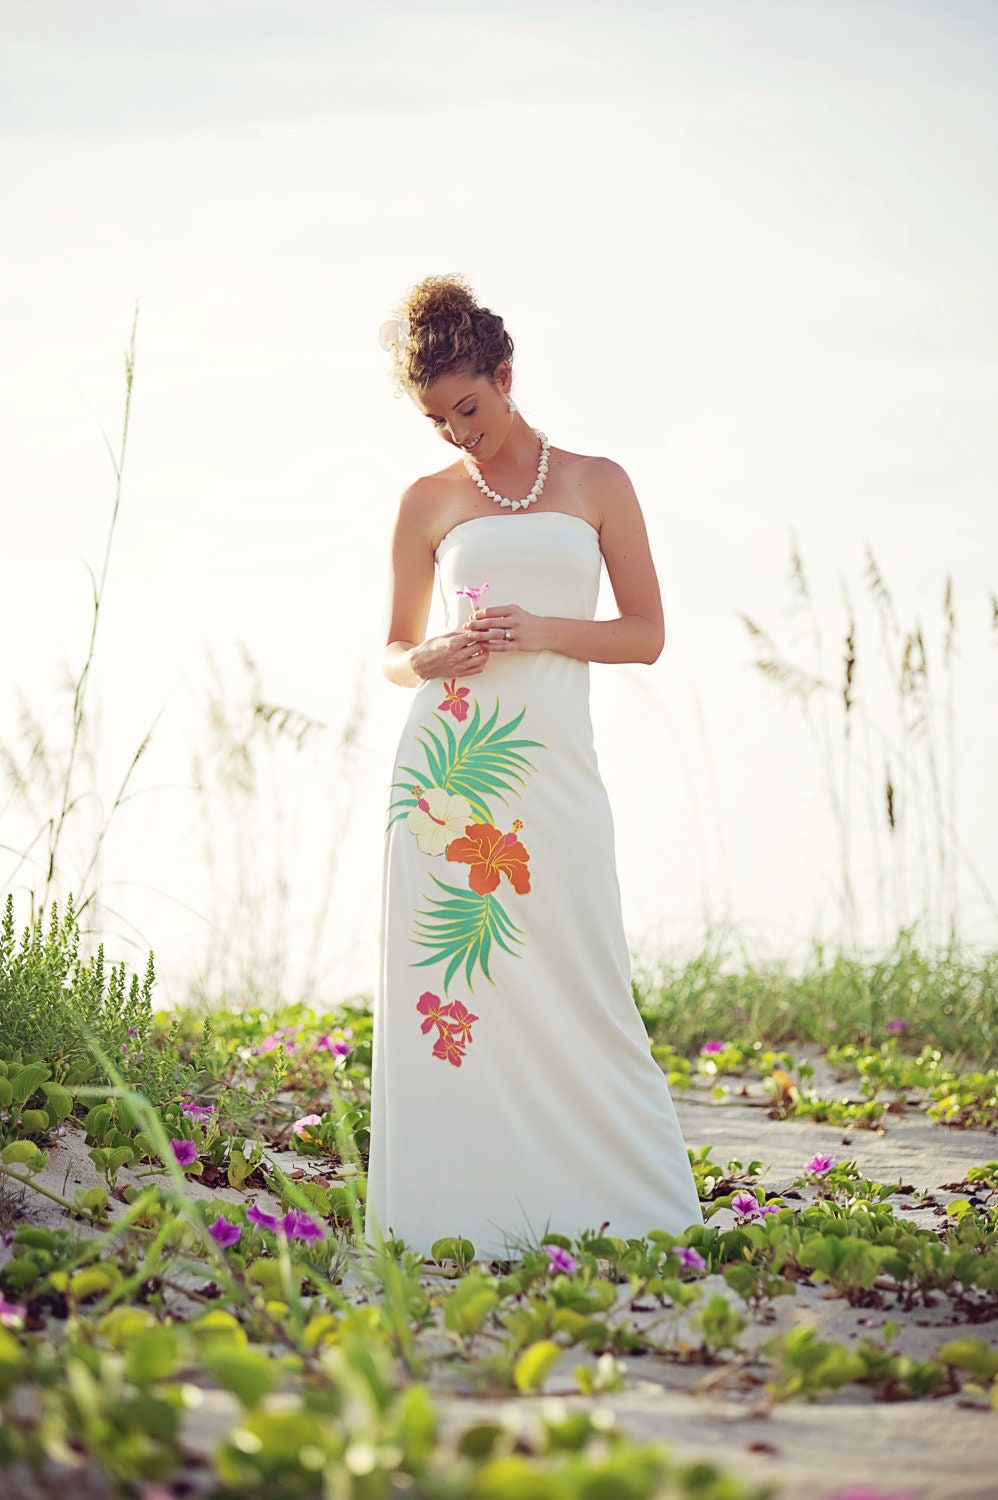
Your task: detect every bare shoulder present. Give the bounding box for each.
[394,464,463,540]
[549,449,639,529]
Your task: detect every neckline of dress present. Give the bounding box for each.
[434,511,600,555]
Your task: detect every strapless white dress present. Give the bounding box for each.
[365,511,704,1259]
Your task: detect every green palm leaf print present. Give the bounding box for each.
[412,877,523,993]
[390,697,544,826]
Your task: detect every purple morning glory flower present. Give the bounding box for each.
[170,1139,198,1168]
[208,1216,242,1248]
[675,1246,706,1271]
[282,1209,325,1242]
[543,1244,578,1275]
[886,1018,909,1035]
[731,1191,763,1219]
[181,1101,215,1121]
[247,1203,281,1233]
[804,1153,835,1176]
[699,1039,725,1054]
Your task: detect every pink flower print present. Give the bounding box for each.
[441,999,479,1047]
[439,679,471,722]
[432,1028,467,1067]
[417,991,452,1037]
[804,1153,835,1176]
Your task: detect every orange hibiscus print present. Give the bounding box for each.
[446,820,531,896]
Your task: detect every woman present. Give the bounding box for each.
[364,274,704,1261]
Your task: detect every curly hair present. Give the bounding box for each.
[388,273,514,392]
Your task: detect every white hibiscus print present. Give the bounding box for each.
[406,788,473,856]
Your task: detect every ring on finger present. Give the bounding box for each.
[503,628,512,642]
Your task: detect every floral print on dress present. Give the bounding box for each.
[416,991,480,1068]
[388,682,545,1059]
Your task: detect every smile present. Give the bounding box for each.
[461,434,484,453]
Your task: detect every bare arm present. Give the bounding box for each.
[383,483,490,687]
[465,461,665,666]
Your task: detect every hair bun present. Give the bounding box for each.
[402,274,477,328]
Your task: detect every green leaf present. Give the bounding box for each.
[2,1140,44,1167]
[200,1347,277,1408]
[413,879,522,994]
[409,698,544,823]
[18,1109,49,1135]
[10,1064,49,1106]
[40,1081,73,1121]
[514,1339,564,1393]
[0,1077,12,1109]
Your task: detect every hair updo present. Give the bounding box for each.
[389,273,514,393]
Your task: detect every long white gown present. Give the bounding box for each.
[365,511,704,1259]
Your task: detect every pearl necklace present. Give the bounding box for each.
[461,428,551,512]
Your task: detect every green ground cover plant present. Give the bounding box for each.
[1,897,997,1497]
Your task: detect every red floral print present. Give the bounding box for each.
[416,991,451,1036]
[438,679,471,722]
[446,820,531,896]
[432,1029,467,1067]
[442,999,478,1047]
[416,992,479,1065]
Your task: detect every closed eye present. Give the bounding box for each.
[431,404,477,425]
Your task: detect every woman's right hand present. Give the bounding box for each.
[410,629,489,681]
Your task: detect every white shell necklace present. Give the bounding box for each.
[461,427,551,512]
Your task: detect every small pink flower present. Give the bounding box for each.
[181,1101,215,1121]
[804,1153,835,1176]
[247,1203,281,1233]
[731,1192,764,1220]
[292,1114,323,1139]
[456,582,490,607]
[699,1039,724,1054]
[675,1246,706,1271]
[886,1018,909,1035]
[543,1244,578,1275]
[0,1293,26,1327]
[208,1216,242,1248]
[170,1139,198,1168]
[282,1209,325,1242]
[316,1034,352,1057]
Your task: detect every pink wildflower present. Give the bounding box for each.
[0,1293,26,1327]
[543,1244,578,1275]
[247,1203,281,1233]
[292,1114,323,1139]
[282,1209,325,1242]
[170,1139,198,1168]
[208,1216,242,1249]
[731,1192,765,1220]
[675,1246,706,1271]
[886,1018,909,1035]
[181,1101,215,1121]
[804,1153,835,1176]
[699,1039,725,1054]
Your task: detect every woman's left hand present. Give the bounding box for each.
[464,603,547,654]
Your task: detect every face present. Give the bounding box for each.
[412,362,512,461]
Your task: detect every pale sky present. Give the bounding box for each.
[2,1,996,1004]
